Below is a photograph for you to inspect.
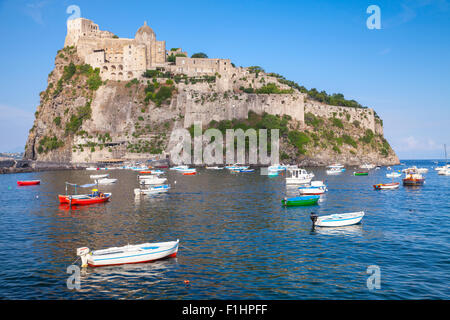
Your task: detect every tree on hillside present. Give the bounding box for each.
[191,52,208,58]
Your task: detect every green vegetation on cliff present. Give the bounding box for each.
[65,100,92,135]
[37,135,64,154]
[266,72,367,109]
[189,110,394,160]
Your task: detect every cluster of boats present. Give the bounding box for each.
[15,157,449,268]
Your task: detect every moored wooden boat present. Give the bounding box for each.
[353,171,369,176]
[373,182,400,190]
[386,172,401,178]
[134,184,170,196]
[298,187,325,195]
[138,175,167,185]
[403,169,425,186]
[310,211,364,227]
[58,192,111,205]
[95,178,117,185]
[17,180,40,186]
[281,195,320,207]
[77,240,179,267]
[90,174,109,179]
[182,170,196,175]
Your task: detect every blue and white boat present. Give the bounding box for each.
[170,165,189,171]
[77,239,179,267]
[225,164,249,170]
[310,211,365,227]
[268,164,287,172]
[134,184,170,196]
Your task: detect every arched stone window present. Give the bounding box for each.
[118,65,124,71]
[127,71,133,79]
[111,65,116,71]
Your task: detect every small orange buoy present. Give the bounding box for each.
[184,280,190,284]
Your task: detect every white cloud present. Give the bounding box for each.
[24,1,48,25]
[395,136,441,151]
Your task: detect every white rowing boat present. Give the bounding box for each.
[90,174,109,179]
[77,240,179,267]
[134,184,170,196]
[95,178,117,185]
[138,175,167,185]
[386,172,401,178]
[310,211,365,227]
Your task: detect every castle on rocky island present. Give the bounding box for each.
[65,18,232,81]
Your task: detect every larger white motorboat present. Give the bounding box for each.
[286,168,314,184]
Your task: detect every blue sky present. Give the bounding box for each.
[0,0,449,159]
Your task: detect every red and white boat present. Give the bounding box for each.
[373,182,400,190]
[77,240,179,267]
[403,168,425,186]
[58,182,111,206]
[58,193,111,205]
[17,180,40,186]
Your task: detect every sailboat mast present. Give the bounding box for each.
[445,144,447,165]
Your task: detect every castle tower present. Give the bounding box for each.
[135,21,155,67]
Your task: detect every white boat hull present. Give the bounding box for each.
[314,211,365,227]
[90,174,109,179]
[95,178,117,185]
[134,185,170,195]
[299,188,325,195]
[286,177,312,184]
[79,240,179,267]
[138,175,167,185]
[326,169,342,175]
[386,173,402,178]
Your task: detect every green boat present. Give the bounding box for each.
[353,171,369,176]
[281,195,320,207]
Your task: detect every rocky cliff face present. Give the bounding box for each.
[24,47,399,166]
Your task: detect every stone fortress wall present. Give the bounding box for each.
[65,18,166,81]
[65,18,382,136]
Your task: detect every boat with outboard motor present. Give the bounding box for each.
[77,239,179,267]
[58,182,111,206]
[310,211,364,227]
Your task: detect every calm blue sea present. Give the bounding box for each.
[0,160,448,299]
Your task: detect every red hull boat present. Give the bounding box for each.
[182,171,196,175]
[58,193,111,205]
[17,180,40,186]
